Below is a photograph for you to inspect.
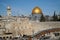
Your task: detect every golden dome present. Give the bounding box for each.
[32,7,42,14]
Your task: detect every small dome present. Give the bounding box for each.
[7,6,11,10]
[32,7,42,14]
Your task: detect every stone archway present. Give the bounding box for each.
[34,28,60,39]
[22,28,60,40]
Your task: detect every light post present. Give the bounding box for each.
[32,30,34,40]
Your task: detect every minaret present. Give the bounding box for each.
[7,6,11,16]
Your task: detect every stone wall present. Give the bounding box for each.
[0,17,60,36]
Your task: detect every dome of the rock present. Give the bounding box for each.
[32,7,42,14]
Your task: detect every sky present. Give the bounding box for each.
[0,0,60,16]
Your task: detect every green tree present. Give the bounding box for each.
[40,14,45,22]
[0,15,2,17]
[53,11,58,21]
[0,15,2,21]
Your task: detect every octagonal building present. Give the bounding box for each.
[31,7,43,21]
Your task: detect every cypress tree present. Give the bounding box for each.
[53,11,58,21]
[40,14,45,22]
